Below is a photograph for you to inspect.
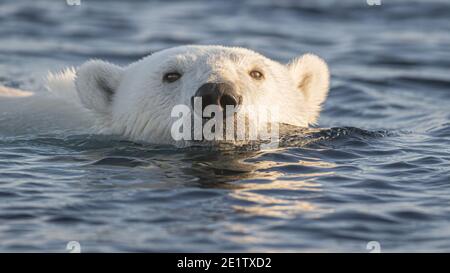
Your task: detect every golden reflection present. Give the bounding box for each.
[185,149,337,219]
[240,156,336,218]
[236,178,322,192]
[231,190,319,218]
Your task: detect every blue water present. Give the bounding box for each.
[1,0,450,252]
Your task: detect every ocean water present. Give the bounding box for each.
[0,0,449,252]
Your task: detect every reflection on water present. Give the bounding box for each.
[184,148,335,219]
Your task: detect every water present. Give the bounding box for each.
[0,0,449,252]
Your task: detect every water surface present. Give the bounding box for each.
[0,0,449,252]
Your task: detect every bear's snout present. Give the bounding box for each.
[192,83,242,114]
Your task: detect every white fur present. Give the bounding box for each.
[0,85,33,97]
[44,45,330,145]
[46,67,81,105]
[287,54,330,125]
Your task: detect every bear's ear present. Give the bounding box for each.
[75,60,124,115]
[287,54,330,125]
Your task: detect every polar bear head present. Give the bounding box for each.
[73,45,329,145]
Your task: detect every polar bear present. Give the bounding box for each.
[2,45,329,145]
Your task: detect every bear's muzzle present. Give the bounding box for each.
[191,83,242,116]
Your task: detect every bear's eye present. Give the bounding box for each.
[249,70,264,80]
[163,72,182,83]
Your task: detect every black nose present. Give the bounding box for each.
[192,83,241,113]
